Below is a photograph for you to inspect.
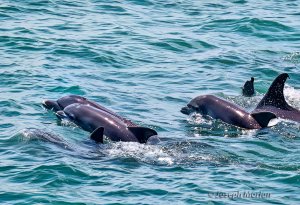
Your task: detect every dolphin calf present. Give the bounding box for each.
[252,73,300,122]
[56,103,158,143]
[181,95,276,129]
[43,95,136,126]
[242,77,255,97]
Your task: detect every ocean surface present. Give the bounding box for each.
[1,0,300,204]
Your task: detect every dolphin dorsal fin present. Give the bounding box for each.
[128,127,158,143]
[256,73,292,110]
[251,112,277,128]
[90,127,104,143]
[242,77,255,97]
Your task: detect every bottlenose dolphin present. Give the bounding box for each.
[43,95,135,126]
[56,103,158,143]
[242,77,255,97]
[23,128,74,150]
[252,73,300,122]
[181,95,276,129]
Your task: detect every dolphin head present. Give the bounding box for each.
[56,110,69,120]
[181,103,200,115]
[56,95,87,109]
[42,95,87,111]
[42,100,62,112]
[181,94,208,115]
[181,105,193,115]
[56,104,82,121]
[56,103,95,131]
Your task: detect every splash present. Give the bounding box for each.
[187,113,213,126]
[284,85,300,109]
[60,119,79,128]
[104,142,175,165]
[282,52,300,64]
[101,140,230,166]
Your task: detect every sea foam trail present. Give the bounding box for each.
[101,140,241,167]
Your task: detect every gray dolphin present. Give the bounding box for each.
[252,73,300,122]
[23,128,74,150]
[42,95,136,126]
[181,95,276,129]
[56,103,158,143]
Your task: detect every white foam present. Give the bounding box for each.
[187,113,213,125]
[20,129,34,142]
[60,119,78,128]
[284,85,300,109]
[104,142,174,165]
[101,140,224,166]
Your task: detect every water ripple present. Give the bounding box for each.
[0,0,300,204]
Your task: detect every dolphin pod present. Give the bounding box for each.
[181,73,300,129]
[43,95,157,143]
[43,95,136,126]
[42,73,299,144]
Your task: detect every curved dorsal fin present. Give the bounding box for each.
[90,127,104,143]
[256,73,292,110]
[128,127,158,143]
[251,112,277,128]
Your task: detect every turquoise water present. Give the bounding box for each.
[1,0,300,204]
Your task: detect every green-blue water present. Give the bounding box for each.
[1,0,300,204]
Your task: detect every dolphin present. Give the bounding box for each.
[252,73,300,122]
[56,103,158,143]
[23,128,74,150]
[242,77,255,97]
[42,95,136,126]
[181,95,276,129]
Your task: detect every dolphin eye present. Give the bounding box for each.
[68,114,75,121]
[192,107,200,112]
[189,105,198,111]
[190,105,201,112]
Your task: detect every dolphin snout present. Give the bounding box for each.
[42,100,61,111]
[181,106,192,115]
[56,111,68,119]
